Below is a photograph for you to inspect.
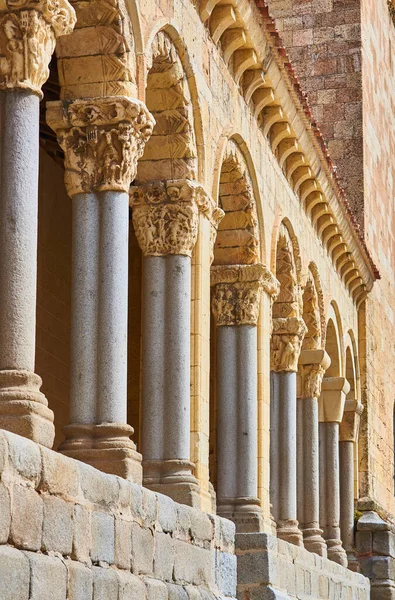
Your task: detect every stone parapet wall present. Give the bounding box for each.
[0,429,237,600]
[236,532,369,600]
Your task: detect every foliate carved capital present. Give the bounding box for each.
[0,0,75,95]
[299,363,326,399]
[271,317,307,372]
[130,179,221,257]
[47,97,154,197]
[211,264,276,326]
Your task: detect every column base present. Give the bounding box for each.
[326,537,348,567]
[277,519,304,546]
[0,370,54,447]
[302,525,327,557]
[59,423,142,483]
[217,497,264,533]
[143,459,201,508]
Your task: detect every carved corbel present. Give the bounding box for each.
[270,317,307,373]
[297,348,331,399]
[0,0,76,96]
[130,178,220,257]
[47,97,155,197]
[318,376,351,423]
[339,399,364,442]
[210,263,277,326]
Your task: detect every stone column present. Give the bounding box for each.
[297,349,330,556]
[319,376,350,566]
[270,317,307,545]
[339,399,363,570]
[211,264,279,532]
[47,97,154,480]
[0,0,75,447]
[130,179,222,506]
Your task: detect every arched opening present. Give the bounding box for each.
[325,319,341,378]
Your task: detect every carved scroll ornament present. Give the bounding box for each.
[130,179,223,258]
[0,0,75,95]
[271,317,307,372]
[211,264,279,326]
[47,97,155,197]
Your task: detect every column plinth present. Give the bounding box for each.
[48,97,154,480]
[319,376,350,566]
[271,316,307,546]
[212,263,279,532]
[130,179,222,505]
[0,1,75,447]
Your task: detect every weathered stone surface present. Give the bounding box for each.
[92,566,119,600]
[144,577,169,600]
[157,493,177,533]
[154,532,175,581]
[67,560,93,600]
[0,546,30,600]
[118,570,147,600]
[131,522,154,575]
[73,503,92,563]
[4,431,41,484]
[43,495,73,555]
[115,518,132,570]
[40,447,80,499]
[91,511,115,564]
[173,540,212,586]
[26,552,68,600]
[11,485,43,550]
[0,481,11,543]
[80,464,119,507]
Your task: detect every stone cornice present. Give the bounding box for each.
[47,97,154,197]
[199,0,379,304]
[0,0,76,96]
[210,263,277,326]
[130,179,223,257]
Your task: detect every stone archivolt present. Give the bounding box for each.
[302,276,322,350]
[211,263,279,326]
[271,317,307,372]
[273,224,301,320]
[130,179,223,257]
[0,0,75,95]
[47,96,154,197]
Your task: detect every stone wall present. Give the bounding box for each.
[237,532,370,600]
[266,0,363,224]
[0,429,237,600]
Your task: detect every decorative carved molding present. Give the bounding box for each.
[130,179,221,257]
[210,263,278,326]
[271,317,307,372]
[273,224,301,319]
[47,97,154,197]
[299,363,325,399]
[0,0,75,95]
[302,276,321,350]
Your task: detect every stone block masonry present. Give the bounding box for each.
[0,429,237,600]
[236,532,370,600]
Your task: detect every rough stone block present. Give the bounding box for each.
[144,578,168,600]
[173,540,212,586]
[91,511,115,564]
[0,481,11,542]
[131,522,154,575]
[0,546,30,600]
[167,583,188,600]
[92,566,119,600]
[142,488,157,528]
[11,485,43,550]
[176,504,192,541]
[4,431,41,484]
[73,503,92,563]
[130,484,144,522]
[154,532,175,580]
[40,448,80,499]
[80,464,119,507]
[118,570,146,600]
[216,551,237,597]
[0,430,8,475]
[67,560,93,600]
[236,532,277,552]
[237,549,276,586]
[115,518,132,570]
[26,551,67,600]
[373,531,395,558]
[371,556,395,579]
[43,495,73,555]
[189,508,212,548]
[157,493,177,534]
[356,531,373,554]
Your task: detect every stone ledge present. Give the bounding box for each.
[236,532,370,600]
[0,429,236,600]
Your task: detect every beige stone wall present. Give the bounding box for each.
[358,0,395,514]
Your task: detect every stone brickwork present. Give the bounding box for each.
[356,511,395,600]
[0,429,237,600]
[267,0,364,225]
[237,532,370,600]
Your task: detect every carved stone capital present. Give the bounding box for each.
[211,264,275,326]
[271,317,307,372]
[298,349,331,398]
[47,97,154,197]
[130,179,221,257]
[0,0,76,95]
[339,399,363,442]
[319,376,350,423]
